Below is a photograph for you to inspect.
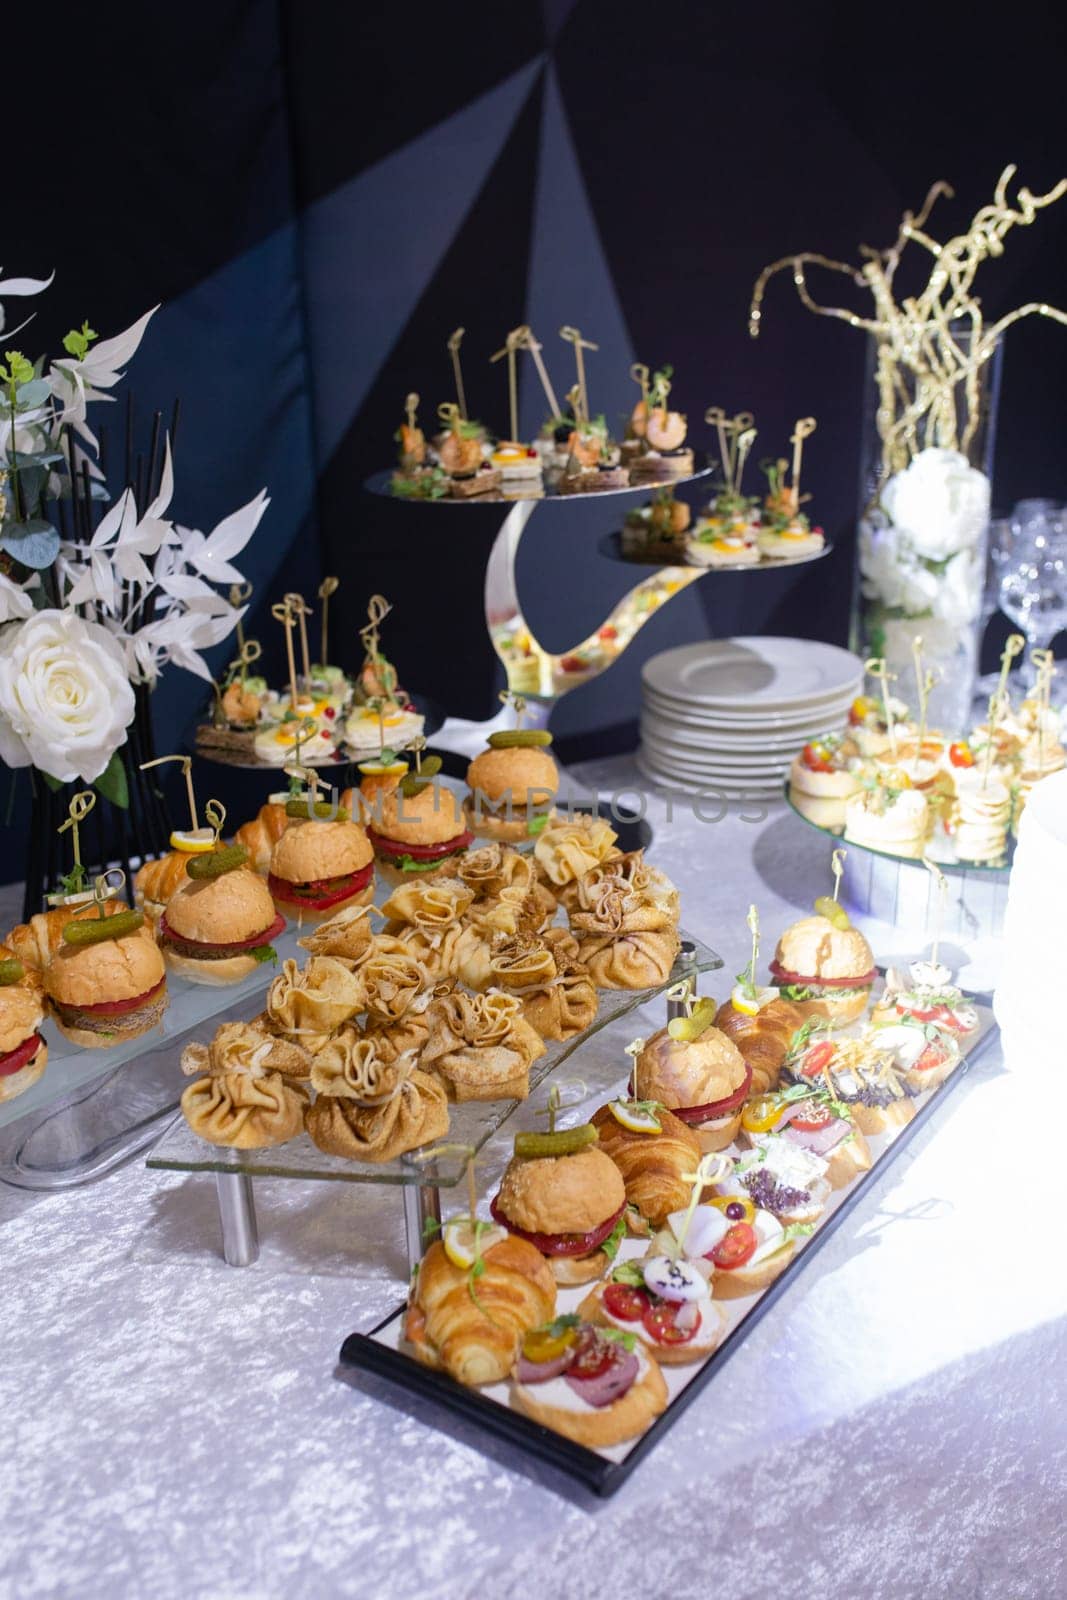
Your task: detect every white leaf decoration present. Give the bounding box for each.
[0,269,55,297]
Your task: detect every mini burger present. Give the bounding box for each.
[44,906,167,1049]
[159,848,285,985]
[465,731,559,844]
[490,1125,627,1285]
[635,1006,751,1152]
[769,906,876,1025]
[268,817,375,923]
[0,948,47,1102]
[367,779,472,886]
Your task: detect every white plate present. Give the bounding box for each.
[640,703,853,742]
[641,684,859,727]
[638,744,790,779]
[635,757,784,797]
[639,739,793,774]
[639,715,842,753]
[643,637,863,712]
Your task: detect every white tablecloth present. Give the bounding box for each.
[1,764,1063,1600]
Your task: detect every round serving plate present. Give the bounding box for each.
[638,713,847,753]
[638,734,795,775]
[641,682,860,728]
[643,637,863,713]
[636,755,783,798]
[599,529,834,574]
[638,743,788,782]
[783,779,1012,877]
[364,463,714,506]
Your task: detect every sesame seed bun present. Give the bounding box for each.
[495,1146,625,1237]
[269,817,374,885]
[44,932,167,1048]
[635,1027,747,1112]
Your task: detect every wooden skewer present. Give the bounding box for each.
[318,576,339,667]
[229,582,253,655]
[735,428,757,497]
[831,847,846,902]
[271,599,300,712]
[559,326,598,424]
[140,754,199,832]
[285,593,313,684]
[674,1153,730,1259]
[518,327,561,420]
[865,657,899,761]
[790,416,817,496]
[923,856,948,968]
[58,791,96,884]
[447,329,468,420]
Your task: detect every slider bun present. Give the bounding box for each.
[160,949,265,987]
[0,1038,46,1103]
[635,1027,747,1110]
[774,915,874,983]
[513,1352,668,1447]
[50,1013,160,1050]
[164,868,276,944]
[461,805,534,845]
[270,818,373,883]
[496,1146,625,1236]
[0,983,45,1056]
[374,783,467,847]
[45,931,165,1009]
[550,1249,612,1287]
[466,747,559,804]
[790,989,870,1026]
[270,879,376,923]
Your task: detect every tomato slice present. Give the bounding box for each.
[603,1283,649,1322]
[801,741,834,772]
[915,1042,950,1073]
[160,912,286,954]
[673,1064,753,1125]
[73,978,166,1018]
[741,1095,783,1134]
[770,961,877,989]
[949,740,975,768]
[0,1031,43,1077]
[790,1101,835,1131]
[569,1330,616,1379]
[367,828,473,861]
[489,1196,626,1258]
[268,865,372,911]
[710,1222,757,1270]
[800,1041,837,1077]
[643,1301,699,1345]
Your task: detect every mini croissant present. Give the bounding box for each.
[404,1236,556,1386]
[590,1101,702,1226]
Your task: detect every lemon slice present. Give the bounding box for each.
[443,1218,507,1271]
[45,888,96,908]
[730,983,780,1016]
[358,760,408,777]
[609,1099,662,1135]
[170,828,216,854]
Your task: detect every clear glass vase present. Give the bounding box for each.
[850,328,1004,732]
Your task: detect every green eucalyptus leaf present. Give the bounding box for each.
[93,752,129,809]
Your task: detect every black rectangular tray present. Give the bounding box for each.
[338,1013,1000,1497]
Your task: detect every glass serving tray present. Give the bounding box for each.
[784,778,1012,878]
[0,922,313,1134]
[363,464,713,505]
[146,930,722,1188]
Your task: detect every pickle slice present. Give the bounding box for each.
[513,1125,598,1158]
[666,999,717,1041]
[487,729,553,749]
[0,957,25,986]
[415,754,443,778]
[399,775,431,798]
[285,798,339,820]
[814,895,851,930]
[63,910,145,945]
[186,844,249,879]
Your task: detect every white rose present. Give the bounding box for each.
[881,447,990,561]
[0,572,37,624]
[931,548,982,627]
[0,609,136,783]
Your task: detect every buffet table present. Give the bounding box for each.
[1,758,1061,1600]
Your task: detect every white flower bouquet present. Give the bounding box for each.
[0,270,267,799]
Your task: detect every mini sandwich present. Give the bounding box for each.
[781,1034,915,1136]
[268,817,375,922]
[465,732,559,844]
[44,907,167,1049]
[159,849,285,985]
[367,780,472,886]
[644,1200,812,1300]
[788,734,865,802]
[769,908,876,1025]
[728,1134,831,1225]
[578,1252,726,1365]
[739,1084,872,1189]
[0,949,47,1102]
[490,1127,628,1285]
[634,1003,751,1151]
[512,1316,668,1448]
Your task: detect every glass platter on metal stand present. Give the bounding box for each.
[146,932,723,1268]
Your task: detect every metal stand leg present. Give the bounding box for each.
[401,1181,442,1276]
[215,1171,259,1267]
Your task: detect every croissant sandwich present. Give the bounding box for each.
[590,1100,702,1227]
[404,1235,556,1386]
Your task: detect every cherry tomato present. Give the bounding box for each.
[907,1004,956,1029]
[801,741,834,772]
[560,655,588,673]
[949,741,975,769]
[598,625,618,642]
[643,1302,698,1345]
[915,1042,950,1073]
[801,1041,837,1077]
[849,695,879,726]
[790,1101,836,1132]
[569,1331,615,1379]
[603,1284,649,1322]
[710,1223,757,1270]
[741,1096,784,1134]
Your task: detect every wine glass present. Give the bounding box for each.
[975,517,1015,697]
[999,503,1067,688]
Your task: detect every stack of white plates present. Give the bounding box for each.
[637,637,864,797]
